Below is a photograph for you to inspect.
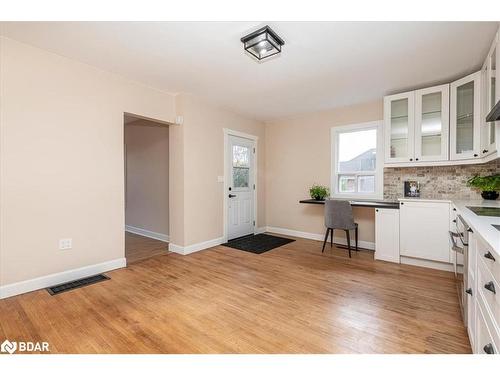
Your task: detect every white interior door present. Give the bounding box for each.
[227,135,255,240]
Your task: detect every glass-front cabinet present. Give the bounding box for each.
[482,32,498,156]
[384,91,415,163]
[450,71,481,161]
[414,84,450,162]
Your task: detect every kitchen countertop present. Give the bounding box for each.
[299,198,400,209]
[452,200,500,256]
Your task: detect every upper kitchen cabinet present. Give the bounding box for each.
[482,30,499,156]
[384,91,415,163]
[384,84,449,164]
[450,71,481,161]
[414,84,450,162]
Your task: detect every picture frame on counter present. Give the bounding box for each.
[404,180,420,197]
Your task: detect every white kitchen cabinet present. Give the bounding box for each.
[384,91,415,163]
[374,208,400,263]
[450,71,482,161]
[482,30,499,156]
[384,84,450,165]
[399,200,451,263]
[414,84,450,162]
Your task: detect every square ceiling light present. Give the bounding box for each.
[241,25,285,61]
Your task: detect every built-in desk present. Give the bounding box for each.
[299,198,400,263]
[299,199,399,209]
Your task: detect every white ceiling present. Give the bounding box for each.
[0,22,498,121]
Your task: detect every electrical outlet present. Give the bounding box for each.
[59,238,72,250]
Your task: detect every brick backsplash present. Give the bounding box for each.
[383,159,500,200]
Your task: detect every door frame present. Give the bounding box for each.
[223,128,258,243]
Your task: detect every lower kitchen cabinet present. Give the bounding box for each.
[399,200,451,263]
[375,208,400,263]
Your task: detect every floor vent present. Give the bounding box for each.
[47,274,110,295]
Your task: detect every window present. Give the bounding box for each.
[331,121,383,199]
[232,145,250,188]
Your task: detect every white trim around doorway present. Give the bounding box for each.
[222,128,258,243]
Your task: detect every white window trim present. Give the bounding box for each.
[331,121,384,200]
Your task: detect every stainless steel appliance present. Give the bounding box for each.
[466,206,500,217]
[449,214,470,324]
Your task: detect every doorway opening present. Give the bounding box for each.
[124,114,170,264]
[224,129,258,242]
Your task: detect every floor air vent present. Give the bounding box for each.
[47,274,110,295]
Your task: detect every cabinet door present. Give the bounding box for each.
[450,71,481,161]
[375,208,400,263]
[414,84,450,162]
[400,201,450,262]
[467,275,476,350]
[484,34,498,155]
[384,92,415,163]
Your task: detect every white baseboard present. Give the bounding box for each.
[168,237,224,255]
[400,256,453,272]
[125,225,169,242]
[0,258,126,299]
[255,227,267,234]
[265,226,375,250]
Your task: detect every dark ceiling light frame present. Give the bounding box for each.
[241,25,285,61]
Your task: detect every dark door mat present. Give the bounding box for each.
[47,274,110,295]
[222,234,295,254]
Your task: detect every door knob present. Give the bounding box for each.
[228,194,237,198]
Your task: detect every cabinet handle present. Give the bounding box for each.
[483,343,495,354]
[375,209,379,212]
[465,288,472,296]
[483,149,489,154]
[453,208,456,211]
[452,219,457,223]
[400,202,404,205]
[415,158,419,161]
[409,158,413,161]
[484,281,496,294]
[484,251,496,262]
[473,154,478,157]
[228,194,237,198]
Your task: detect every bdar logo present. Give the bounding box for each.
[1,340,17,354]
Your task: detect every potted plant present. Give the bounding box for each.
[309,184,329,201]
[466,174,500,200]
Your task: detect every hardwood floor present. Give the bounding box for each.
[125,231,169,264]
[0,235,471,354]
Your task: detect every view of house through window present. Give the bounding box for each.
[232,145,250,188]
[332,123,382,198]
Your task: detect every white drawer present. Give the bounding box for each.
[476,301,498,354]
[476,235,500,284]
[477,257,500,333]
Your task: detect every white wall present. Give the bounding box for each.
[265,100,383,244]
[0,37,176,287]
[125,119,169,237]
[170,94,266,247]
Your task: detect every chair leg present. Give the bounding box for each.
[345,229,352,258]
[330,228,333,248]
[322,228,329,253]
[355,226,359,251]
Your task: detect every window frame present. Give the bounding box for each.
[331,121,384,200]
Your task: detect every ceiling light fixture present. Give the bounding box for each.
[241,25,285,61]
